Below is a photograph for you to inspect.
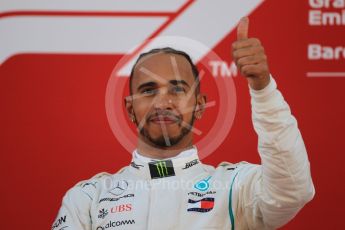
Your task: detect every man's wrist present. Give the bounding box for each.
[249,74,277,102]
[248,74,271,90]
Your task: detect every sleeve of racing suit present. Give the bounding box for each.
[232,75,315,229]
[52,186,92,230]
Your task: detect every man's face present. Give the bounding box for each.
[127,53,203,148]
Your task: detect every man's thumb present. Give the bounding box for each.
[237,17,249,40]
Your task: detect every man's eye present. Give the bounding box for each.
[172,86,185,93]
[142,89,157,94]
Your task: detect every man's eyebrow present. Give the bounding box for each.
[137,81,158,91]
[169,80,190,88]
[137,79,190,91]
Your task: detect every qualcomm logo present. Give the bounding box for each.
[0,0,263,68]
[96,219,135,230]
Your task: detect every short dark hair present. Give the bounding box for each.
[129,47,200,95]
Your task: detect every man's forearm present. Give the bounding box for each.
[250,75,315,228]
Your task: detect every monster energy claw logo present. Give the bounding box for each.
[149,160,175,179]
[156,161,168,177]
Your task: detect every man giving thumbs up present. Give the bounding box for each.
[52,17,315,230]
[227,17,315,229]
[233,17,270,90]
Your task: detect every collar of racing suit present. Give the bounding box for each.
[129,146,202,179]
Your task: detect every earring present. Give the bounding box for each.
[131,109,135,123]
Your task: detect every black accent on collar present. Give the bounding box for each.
[149,160,175,179]
[130,161,144,170]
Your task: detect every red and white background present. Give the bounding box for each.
[0,0,344,229]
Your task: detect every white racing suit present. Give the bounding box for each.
[52,77,315,230]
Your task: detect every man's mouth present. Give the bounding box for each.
[150,115,179,124]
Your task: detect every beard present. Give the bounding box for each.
[137,113,196,148]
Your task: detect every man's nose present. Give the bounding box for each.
[153,89,174,110]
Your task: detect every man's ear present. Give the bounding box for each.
[125,96,135,123]
[195,93,207,120]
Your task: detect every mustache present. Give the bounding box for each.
[147,110,181,121]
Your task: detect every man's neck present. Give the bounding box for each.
[136,137,194,159]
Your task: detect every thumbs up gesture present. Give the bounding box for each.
[232,17,270,90]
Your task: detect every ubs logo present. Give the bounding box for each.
[111,204,132,213]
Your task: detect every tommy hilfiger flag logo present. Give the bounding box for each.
[187,197,215,213]
[149,160,175,179]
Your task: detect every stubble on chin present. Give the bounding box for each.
[139,115,195,148]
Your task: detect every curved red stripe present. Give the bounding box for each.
[0,11,174,19]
